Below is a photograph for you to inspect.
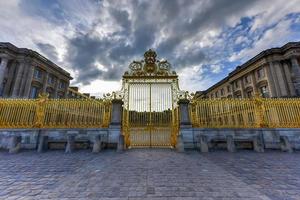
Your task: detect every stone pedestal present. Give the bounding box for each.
[117,134,125,152]
[37,132,48,153]
[226,135,236,153]
[180,126,194,148]
[176,134,184,152]
[199,135,209,153]
[280,136,293,153]
[65,132,76,153]
[253,133,264,153]
[8,135,21,154]
[91,134,101,153]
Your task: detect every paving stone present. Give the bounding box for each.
[0,149,299,199]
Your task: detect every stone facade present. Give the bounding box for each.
[0,42,72,98]
[67,86,94,99]
[196,42,300,99]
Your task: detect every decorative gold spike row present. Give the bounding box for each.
[190,98,300,128]
[0,97,112,129]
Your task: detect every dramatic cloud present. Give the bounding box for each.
[0,0,300,96]
[36,42,59,62]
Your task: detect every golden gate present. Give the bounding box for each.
[120,49,182,148]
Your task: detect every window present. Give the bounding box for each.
[260,85,269,97]
[257,68,265,79]
[48,75,56,85]
[235,93,242,98]
[30,86,40,99]
[247,90,253,98]
[244,75,251,84]
[59,81,66,89]
[34,69,43,79]
[220,88,224,96]
[57,93,64,99]
[48,91,54,98]
[211,94,214,99]
[46,88,54,98]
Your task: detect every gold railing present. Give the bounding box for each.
[0,94,111,129]
[190,97,300,128]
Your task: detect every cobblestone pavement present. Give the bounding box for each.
[0,149,299,200]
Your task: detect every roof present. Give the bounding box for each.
[0,42,73,80]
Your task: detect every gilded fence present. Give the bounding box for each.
[0,95,111,129]
[190,97,300,128]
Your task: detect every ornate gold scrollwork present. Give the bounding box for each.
[125,49,174,77]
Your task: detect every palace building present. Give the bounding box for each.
[195,42,300,99]
[0,42,91,99]
[0,42,73,99]
[67,87,94,99]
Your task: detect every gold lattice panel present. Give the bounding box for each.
[123,82,178,148]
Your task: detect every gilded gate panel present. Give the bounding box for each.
[126,83,174,147]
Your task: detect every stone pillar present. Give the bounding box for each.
[18,60,30,97]
[64,82,70,98]
[23,65,35,98]
[37,130,48,153]
[267,62,280,97]
[42,72,49,93]
[274,62,288,96]
[240,77,246,98]
[53,79,59,98]
[178,99,191,126]
[266,63,277,97]
[282,61,296,96]
[65,132,76,153]
[251,72,258,94]
[226,135,236,153]
[3,60,16,97]
[8,135,21,153]
[110,99,123,126]
[109,99,124,148]
[0,57,9,96]
[290,57,300,96]
[178,99,193,149]
[11,62,25,97]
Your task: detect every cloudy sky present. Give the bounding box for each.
[1,0,300,97]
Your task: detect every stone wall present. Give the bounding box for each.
[181,127,300,151]
[0,127,122,152]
